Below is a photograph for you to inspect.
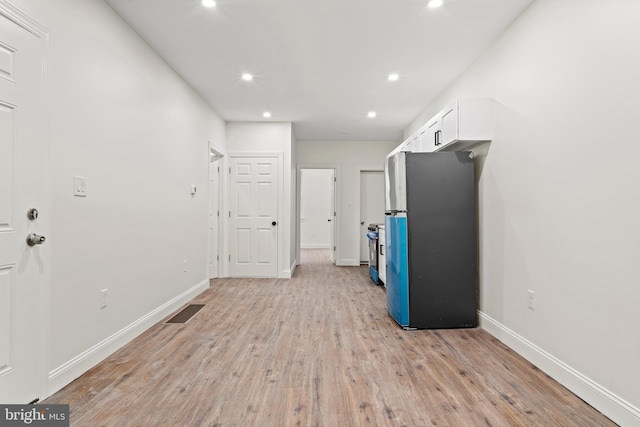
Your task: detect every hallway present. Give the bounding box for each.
[45,250,615,426]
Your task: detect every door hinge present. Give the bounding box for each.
[228,211,231,218]
[217,211,219,217]
[334,211,336,217]
[228,254,231,261]
[229,167,231,174]
[217,255,219,261]
[333,246,336,251]
[334,177,337,182]
[217,166,219,172]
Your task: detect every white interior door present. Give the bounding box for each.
[208,154,220,279]
[329,170,336,264]
[229,157,279,277]
[359,171,385,263]
[0,8,46,403]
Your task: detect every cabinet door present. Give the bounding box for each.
[411,134,419,152]
[440,100,458,146]
[427,117,442,151]
[405,137,415,152]
[415,125,429,152]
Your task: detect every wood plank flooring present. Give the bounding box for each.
[45,249,616,426]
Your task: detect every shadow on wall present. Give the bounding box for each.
[469,102,540,322]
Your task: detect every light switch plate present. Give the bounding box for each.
[74,176,87,197]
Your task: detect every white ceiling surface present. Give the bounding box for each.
[104,0,534,141]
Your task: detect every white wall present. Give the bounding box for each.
[225,122,295,277]
[297,141,398,265]
[8,0,226,397]
[406,0,640,424]
[300,170,334,248]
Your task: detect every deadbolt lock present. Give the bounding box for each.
[27,208,39,220]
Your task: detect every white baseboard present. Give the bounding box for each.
[300,243,330,249]
[47,279,209,397]
[281,259,298,279]
[480,311,640,426]
[336,259,360,266]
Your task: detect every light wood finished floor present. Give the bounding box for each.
[45,249,616,426]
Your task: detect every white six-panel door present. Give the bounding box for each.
[229,157,279,277]
[0,6,46,403]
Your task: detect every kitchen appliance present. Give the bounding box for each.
[378,224,386,286]
[366,224,383,284]
[385,151,477,329]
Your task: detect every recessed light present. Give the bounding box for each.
[202,0,216,8]
[428,0,443,8]
[241,73,253,81]
[368,112,377,118]
[263,112,271,118]
[388,73,399,81]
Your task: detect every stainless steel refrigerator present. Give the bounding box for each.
[384,151,477,329]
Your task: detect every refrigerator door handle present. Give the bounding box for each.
[379,244,384,255]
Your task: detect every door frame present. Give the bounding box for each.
[208,144,223,279]
[0,0,51,401]
[358,169,385,265]
[224,152,283,278]
[296,164,340,266]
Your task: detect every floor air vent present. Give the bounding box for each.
[166,304,205,324]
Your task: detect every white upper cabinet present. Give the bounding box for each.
[427,117,442,152]
[404,136,415,152]
[415,124,429,152]
[437,98,494,151]
[410,133,419,152]
[391,98,495,156]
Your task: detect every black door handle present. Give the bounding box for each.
[272,221,277,226]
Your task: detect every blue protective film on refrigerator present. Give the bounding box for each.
[385,215,409,326]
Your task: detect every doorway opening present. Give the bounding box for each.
[359,170,385,264]
[298,168,337,265]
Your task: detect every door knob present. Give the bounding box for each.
[360,221,365,225]
[26,233,46,246]
[272,221,277,226]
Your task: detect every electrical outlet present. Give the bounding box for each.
[100,289,108,309]
[527,290,536,310]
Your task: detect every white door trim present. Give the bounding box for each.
[208,143,223,279]
[0,0,51,401]
[297,164,340,266]
[225,152,283,278]
[358,168,385,265]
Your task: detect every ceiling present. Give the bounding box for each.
[104,0,534,142]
